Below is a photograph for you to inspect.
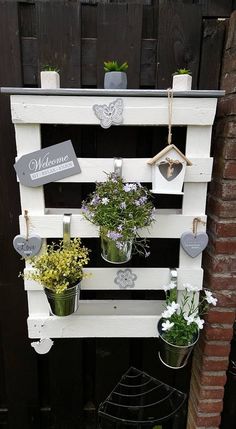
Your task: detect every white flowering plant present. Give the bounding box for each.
[160,283,217,346]
[82,173,155,257]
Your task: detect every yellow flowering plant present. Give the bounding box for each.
[25,238,90,294]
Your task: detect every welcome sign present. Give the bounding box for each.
[14,140,81,187]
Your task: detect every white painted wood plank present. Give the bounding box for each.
[19,211,207,238]
[11,95,218,126]
[186,126,213,157]
[182,183,208,215]
[24,267,203,291]
[27,299,164,337]
[14,124,45,212]
[28,315,160,338]
[49,157,212,183]
[27,291,50,316]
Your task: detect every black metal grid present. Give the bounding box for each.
[98,367,186,428]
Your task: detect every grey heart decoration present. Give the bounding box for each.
[180,231,208,258]
[159,162,183,181]
[13,234,42,258]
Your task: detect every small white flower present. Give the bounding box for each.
[161,302,179,319]
[163,282,176,292]
[194,316,205,330]
[183,283,201,292]
[184,315,195,325]
[169,301,180,312]
[205,290,217,306]
[162,320,174,331]
[101,197,109,205]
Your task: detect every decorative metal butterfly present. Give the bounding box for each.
[93,98,124,129]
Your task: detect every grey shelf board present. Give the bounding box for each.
[0,87,225,98]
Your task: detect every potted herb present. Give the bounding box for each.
[82,173,155,264]
[40,65,60,89]
[104,60,128,89]
[157,282,217,369]
[24,238,90,316]
[172,68,192,91]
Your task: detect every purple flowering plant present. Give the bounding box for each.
[82,173,155,257]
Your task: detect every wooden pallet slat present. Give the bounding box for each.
[19,211,207,238]
[24,267,204,291]
[11,95,218,125]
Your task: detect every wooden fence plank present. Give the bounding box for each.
[197,0,233,17]
[36,0,81,88]
[157,1,202,89]
[199,19,226,90]
[97,3,143,88]
[0,2,40,427]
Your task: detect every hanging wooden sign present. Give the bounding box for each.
[13,234,42,258]
[180,231,208,258]
[14,140,81,187]
[180,218,208,258]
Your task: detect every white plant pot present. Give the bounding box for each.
[40,71,60,89]
[172,74,192,91]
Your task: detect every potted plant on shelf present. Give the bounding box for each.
[40,65,60,89]
[157,282,217,369]
[82,173,155,264]
[24,238,90,316]
[172,68,192,91]
[104,60,128,89]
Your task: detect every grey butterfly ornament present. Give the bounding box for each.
[93,98,124,129]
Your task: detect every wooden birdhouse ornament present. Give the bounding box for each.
[147,144,192,194]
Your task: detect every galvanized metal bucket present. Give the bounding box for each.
[45,283,80,317]
[157,319,199,369]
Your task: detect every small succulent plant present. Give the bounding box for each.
[173,68,191,75]
[42,64,60,73]
[104,60,128,72]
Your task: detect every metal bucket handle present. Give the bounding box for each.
[63,213,72,247]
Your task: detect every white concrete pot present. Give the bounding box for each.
[40,71,60,89]
[104,72,127,89]
[172,74,192,91]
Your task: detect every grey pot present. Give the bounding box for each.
[104,72,127,89]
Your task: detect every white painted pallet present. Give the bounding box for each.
[8,90,219,340]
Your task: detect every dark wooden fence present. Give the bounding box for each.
[0,1,234,428]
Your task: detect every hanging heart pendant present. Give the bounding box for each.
[159,162,183,181]
[13,234,42,258]
[180,231,208,258]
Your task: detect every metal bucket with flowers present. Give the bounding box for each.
[82,173,155,264]
[157,282,217,369]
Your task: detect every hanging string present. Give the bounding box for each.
[192,217,206,236]
[167,88,173,145]
[24,210,30,240]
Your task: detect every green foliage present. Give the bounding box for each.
[173,68,191,75]
[42,64,60,73]
[82,173,155,257]
[24,238,90,294]
[104,60,128,72]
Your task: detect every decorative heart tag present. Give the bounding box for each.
[159,162,183,181]
[180,231,208,258]
[13,234,42,258]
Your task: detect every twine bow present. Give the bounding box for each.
[165,157,181,178]
[192,217,206,237]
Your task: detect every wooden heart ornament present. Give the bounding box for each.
[13,234,42,258]
[158,161,183,181]
[180,231,208,258]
